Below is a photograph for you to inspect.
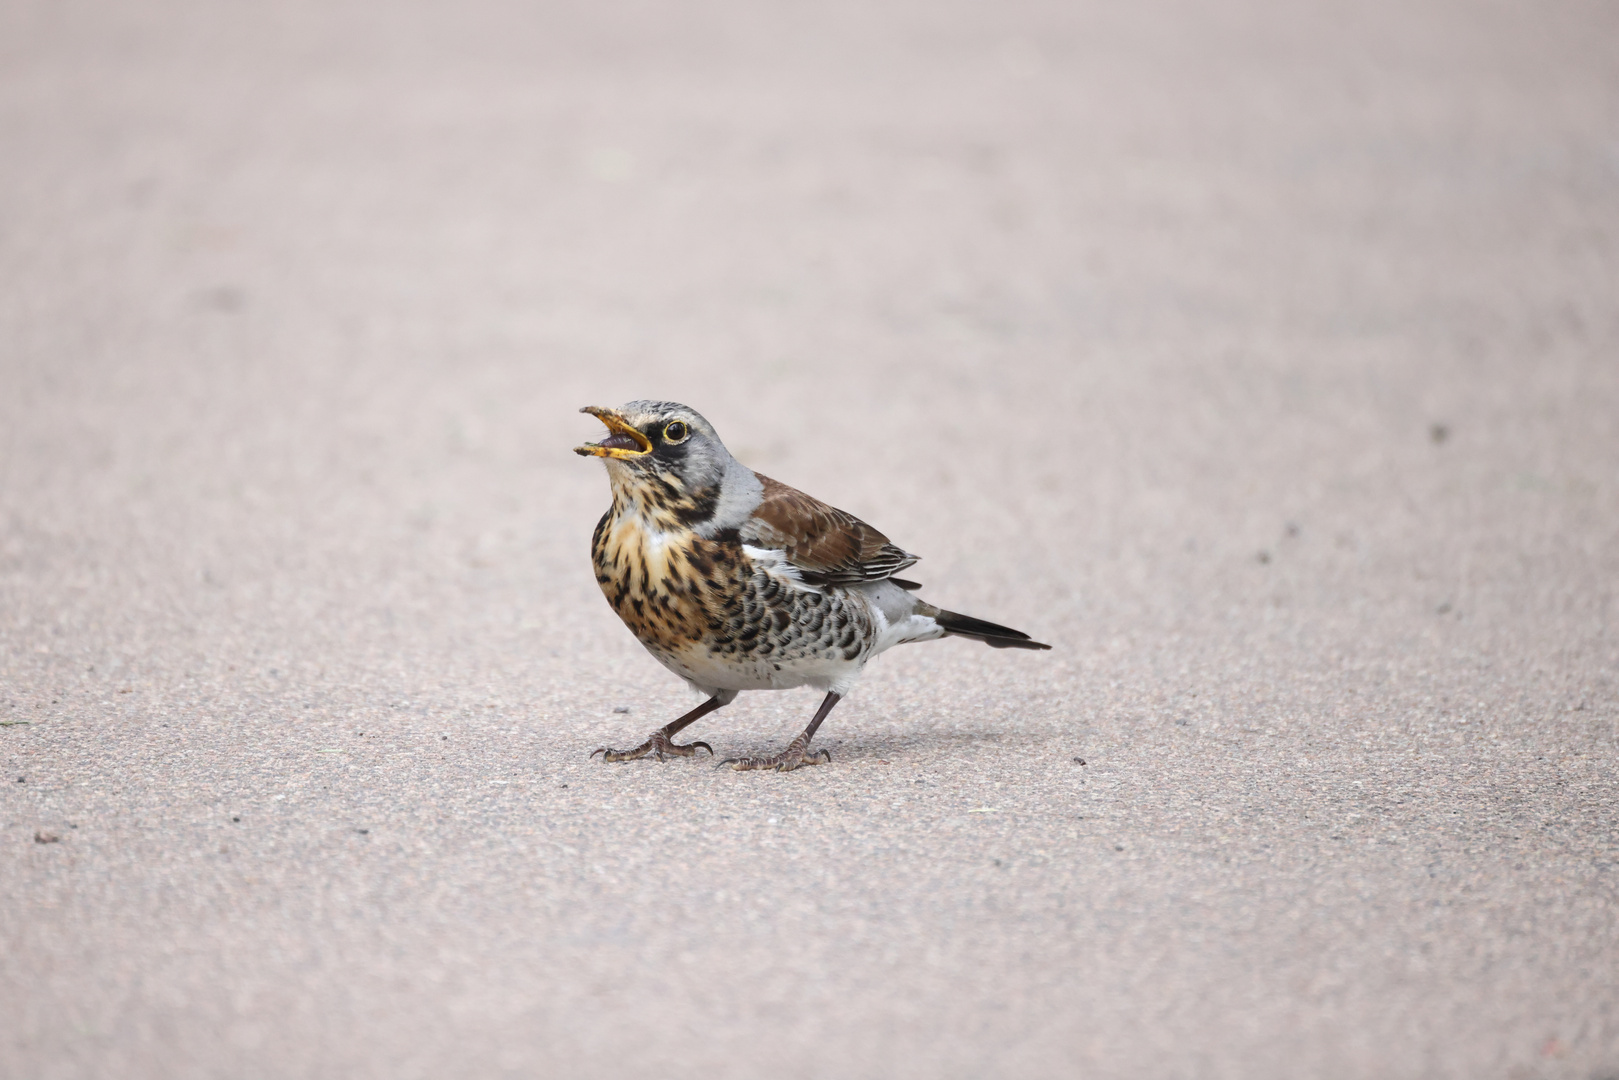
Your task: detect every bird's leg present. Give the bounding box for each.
[720,692,841,772]
[591,696,724,762]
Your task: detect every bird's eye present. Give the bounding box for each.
[663,421,689,443]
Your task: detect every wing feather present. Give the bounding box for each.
[742,473,919,587]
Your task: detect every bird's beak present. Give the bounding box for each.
[574,406,652,459]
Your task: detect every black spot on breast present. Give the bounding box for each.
[674,486,720,527]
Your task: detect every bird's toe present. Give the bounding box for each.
[719,746,830,772]
[653,737,713,760]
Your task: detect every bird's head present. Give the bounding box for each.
[574,400,734,495]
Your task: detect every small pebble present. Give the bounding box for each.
[612,705,631,714]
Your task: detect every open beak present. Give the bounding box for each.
[574,406,652,459]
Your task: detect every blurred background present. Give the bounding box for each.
[2,0,1616,1077]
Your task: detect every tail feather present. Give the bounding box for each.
[934,609,1052,651]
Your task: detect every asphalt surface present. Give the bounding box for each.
[3,1,1617,1077]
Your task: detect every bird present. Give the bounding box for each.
[575,400,1051,772]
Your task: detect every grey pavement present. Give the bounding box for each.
[2,1,1617,1077]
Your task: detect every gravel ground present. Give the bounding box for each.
[2,1,1616,1077]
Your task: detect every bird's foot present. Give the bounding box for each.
[718,737,831,773]
[590,729,713,763]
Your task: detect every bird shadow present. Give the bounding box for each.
[810,726,1027,764]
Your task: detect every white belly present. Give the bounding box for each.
[650,641,863,694]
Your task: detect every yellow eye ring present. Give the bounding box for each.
[663,421,689,443]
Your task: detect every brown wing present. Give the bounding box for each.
[742,473,919,587]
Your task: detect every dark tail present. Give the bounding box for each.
[934,609,1052,651]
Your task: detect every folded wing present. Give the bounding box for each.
[743,473,920,588]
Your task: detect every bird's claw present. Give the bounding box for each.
[590,745,642,762]
[717,747,831,772]
[590,731,713,763]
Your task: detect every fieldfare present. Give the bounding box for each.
[576,400,1050,772]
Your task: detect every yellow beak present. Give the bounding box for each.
[574,406,652,459]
